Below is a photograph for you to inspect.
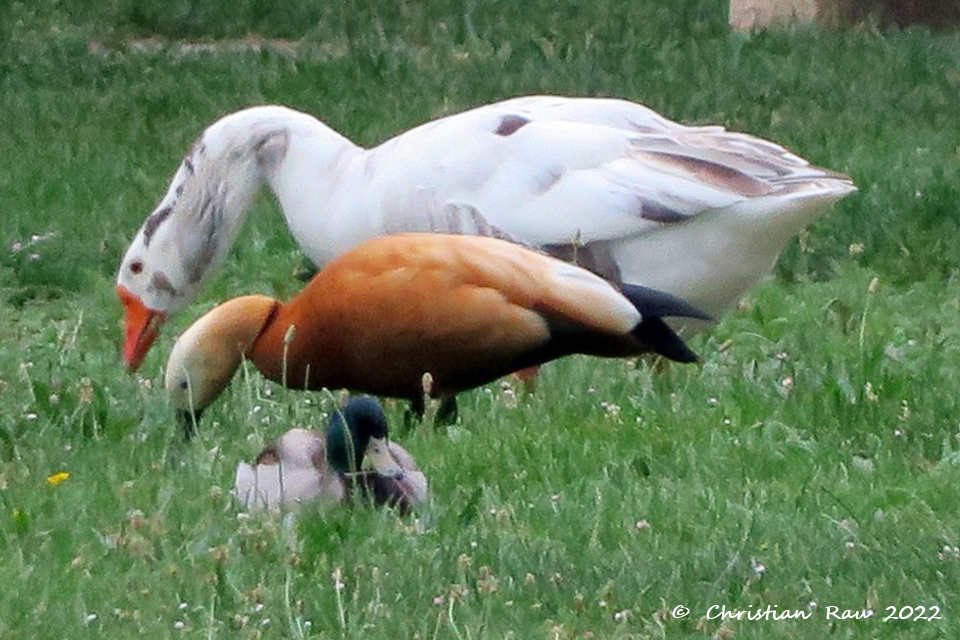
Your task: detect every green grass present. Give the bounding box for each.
[2,1,960,638]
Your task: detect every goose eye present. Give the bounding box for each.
[130,261,144,275]
[179,380,189,390]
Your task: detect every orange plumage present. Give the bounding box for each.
[165,233,709,433]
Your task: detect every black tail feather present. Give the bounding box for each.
[633,317,699,363]
[527,283,712,366]
[619,284,714,323]
[620,284,713,363]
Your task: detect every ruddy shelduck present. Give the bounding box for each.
[165,233,710,435]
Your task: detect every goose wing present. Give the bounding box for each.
[364,96,854,247]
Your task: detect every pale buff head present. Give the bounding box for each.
[164,295,278,438]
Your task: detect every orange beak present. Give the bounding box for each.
[117,285,166,372]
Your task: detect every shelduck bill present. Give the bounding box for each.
[233,396,427,513]
[118,95,856,371]
[165,233,710,436]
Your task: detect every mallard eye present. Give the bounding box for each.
[130,261,144,275]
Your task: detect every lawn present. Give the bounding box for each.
[1,0,960,638]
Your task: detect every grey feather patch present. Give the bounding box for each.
[534,167,564,194]
[197,190,222,224]
[175,144,202,196]
[637,149,773,197]
[142,205,173,247]
[543,241,622,284]
[637,198,687,223]
[182,190,225,284]
[385,197,519,244]
[189,140,207,162]
[465,206,516,241]
[185,230,219,285]
[151,271,178,295]
[254,130,289,171]
[495,114,531,136]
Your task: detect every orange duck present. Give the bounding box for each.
[164,233,711,437]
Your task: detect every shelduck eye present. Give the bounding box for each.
[130,261,144,275]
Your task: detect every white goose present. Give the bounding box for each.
[117,95,856,371]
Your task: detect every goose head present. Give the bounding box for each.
[164,295,279,439]
[117,108,292,372]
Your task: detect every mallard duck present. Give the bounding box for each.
[233,396,427,513]
[165,233,709,437]
[117,95,855,371]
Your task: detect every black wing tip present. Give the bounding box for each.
[619,284,714,323]
[633,317,701,363]
[620,283,708,364]
[633,317,700,364]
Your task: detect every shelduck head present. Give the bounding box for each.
[164,295,279,439]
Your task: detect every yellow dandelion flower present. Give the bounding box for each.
[46,472,70,486]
